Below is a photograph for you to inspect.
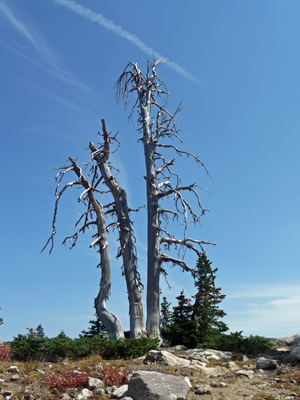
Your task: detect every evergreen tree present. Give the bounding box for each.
[192,253,228,345]
[160,296,172,330]
[164,290,197,347]
[36,324,45,338]
[81,315,107,338]
[0,305,3,326]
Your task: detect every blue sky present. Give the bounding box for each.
[1,0,299,342]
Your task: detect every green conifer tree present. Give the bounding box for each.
[166,290,197,347]
[36,324,45,338]
[0,305,3,326]
[192,253,228,346]
[81,314,107,338]
[160,296,172,330]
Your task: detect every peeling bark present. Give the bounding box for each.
[42,157,125,340]
[89,120,146,338]
[116,59,216,338]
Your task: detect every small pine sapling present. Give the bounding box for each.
[192,253,228,346]
[81,314,107,338]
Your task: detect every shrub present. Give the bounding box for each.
[211,331,273,356]
[42,365,129,391]
[42,370,91,391]
[97,365,129,386]
[10,331,159,361]
[0,343,12,361]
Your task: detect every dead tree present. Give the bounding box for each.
[116,59,216,338]
[41,157,125,340]
[41,126,146,339]
[89,119,146,338]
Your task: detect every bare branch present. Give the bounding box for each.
[129,204,146,212]
[62,221,97,249]
[90,235,103,248]
[159,254,196,277]
[160,266,172,290]
[156,143,210,176]
[155,159,175,176]
[160,236,216,257]
[40,180,81,254]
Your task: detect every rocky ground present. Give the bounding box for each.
[1,341,300,400]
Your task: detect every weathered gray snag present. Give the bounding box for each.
[116,59,216,338]
[41,157,125,340]
[89,119,146,338]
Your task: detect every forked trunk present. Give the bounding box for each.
[90,126,146,338]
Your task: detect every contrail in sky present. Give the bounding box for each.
[52,0,201,85]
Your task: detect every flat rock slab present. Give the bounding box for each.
[127,370,190,400]
[187,348,232,361]
[256,358,277,369]
[144,350,190,367]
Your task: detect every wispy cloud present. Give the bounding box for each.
[224,294,300,338]
[52,0,202,85]
[0,0,93,95]
[0,0,54,62]
[225,283,300,299]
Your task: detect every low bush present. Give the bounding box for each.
[10,332,159,361]
[0,343,12,361]
[208,331,273,356]
[42,365,129,391]
[42,370,90,391]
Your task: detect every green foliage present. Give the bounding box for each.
[10,330,159,361]
[81,315,107,338]
[210,331,274,356]
[192,253,229,344]
[161,254,228,348]
[0,305,3,326]
[36,324,45,338]
[162,290,197,347]
[160,297,172,330]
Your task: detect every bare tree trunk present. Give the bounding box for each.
[92,200,125,340]
[116,59,216,339]
[142,114,162,338]
[90,121,146,338]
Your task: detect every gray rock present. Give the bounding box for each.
[223,361,239,371]
[290,346,300,360]
[187,348,232,361]
[144,350,190,367]
[256,358,277,369]
[7,366,19,373]
[36,369,45,375]
[190,359,206,367]
[235,369,254,379]
[121,398,134,400]
[112,384,128,398]
[127,370,190,400]
[191,365,220,376]
[87,377,104,389]
[60,394,72,400]
[211,382,227,388]
[242,355,249,361]
[172,345,188,351]
[10,374,20,381]
[79,388,92,398]
[183,377,191,388]
[195,385,212,395]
